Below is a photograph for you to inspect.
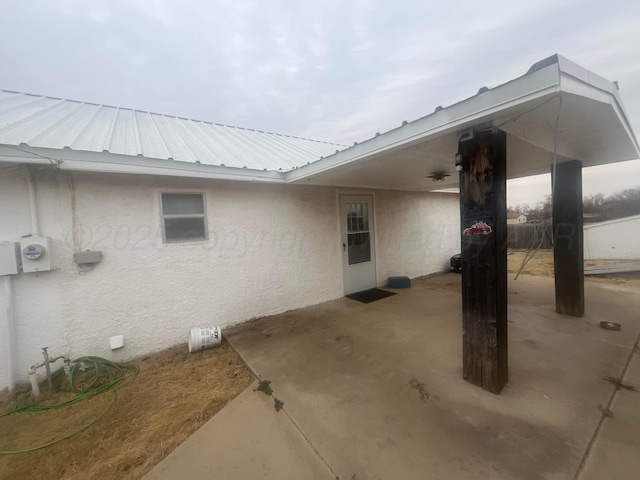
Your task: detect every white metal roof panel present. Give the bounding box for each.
[0,90,344,171]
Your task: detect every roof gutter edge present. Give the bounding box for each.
[0,145,286,183]
[560,67,640,157]
[285,84,561,184]
[557,65,640,156]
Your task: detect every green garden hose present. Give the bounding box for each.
[0,356,138,454]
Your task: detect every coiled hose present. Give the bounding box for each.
[0,356,139,454]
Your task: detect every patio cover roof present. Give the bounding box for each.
[288,54,639,191]
[0,54,637,189]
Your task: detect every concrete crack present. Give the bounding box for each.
[573,329,640,480]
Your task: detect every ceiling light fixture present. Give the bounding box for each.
[427,172,450,182]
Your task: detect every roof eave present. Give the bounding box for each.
[286,55,640,184]
[556,55,640,156]
[0,144,286,183]
[285,61,563,183]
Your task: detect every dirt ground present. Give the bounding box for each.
[0,339,253,480]
[507,249,640,287]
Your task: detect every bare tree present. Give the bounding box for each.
[509,187,640,222]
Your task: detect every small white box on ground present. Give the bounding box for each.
[110,335,125,350]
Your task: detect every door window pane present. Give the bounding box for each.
[348,232,371,265]
[346,202,369,233]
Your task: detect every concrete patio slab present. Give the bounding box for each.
[225,273,640,480]
[144,381,335,480]
[579,348,640,480]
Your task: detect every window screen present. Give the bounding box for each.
[161,193,207,242]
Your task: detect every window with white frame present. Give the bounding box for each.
[160,193,207,242]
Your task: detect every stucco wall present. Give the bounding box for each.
[584,215,640,260]
[0,165,459,389]
[374,190,460,282]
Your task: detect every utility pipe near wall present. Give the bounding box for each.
[3,275,16,393]
[28,354,70,398]
[27,168,40,235]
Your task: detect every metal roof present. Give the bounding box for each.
[288,54,639,190]
[0,90,345,172]
[0,55,636,189]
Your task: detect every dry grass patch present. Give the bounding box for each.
[507,249,640,287]
[0,339,253,480]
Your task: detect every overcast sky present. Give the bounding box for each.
[1,0,639,207]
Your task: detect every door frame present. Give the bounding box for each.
[338,192,378,295]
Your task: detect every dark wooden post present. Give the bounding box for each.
[458,129,508,394]
[552,160,584,317]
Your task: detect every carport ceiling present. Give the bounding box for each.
[287,55,639,192]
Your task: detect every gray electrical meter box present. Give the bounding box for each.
[20,236,53,273]
[0,242,21,275]
[74,250,102,265]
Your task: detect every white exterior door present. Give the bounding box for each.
[340,195,377,294]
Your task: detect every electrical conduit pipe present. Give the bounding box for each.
[27,169,40,236]
[10,168,43,393]
[4,170,42,393]
[3,276,16,393]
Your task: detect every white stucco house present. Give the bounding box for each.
[507,213,528,224]
[1,54,638,391]
[0,93,463,392]
[584,214,640,260]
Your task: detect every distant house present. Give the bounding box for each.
[507,213,528,224]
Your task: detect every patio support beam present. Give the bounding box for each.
[458,128,508,394]
[551,160,585,317]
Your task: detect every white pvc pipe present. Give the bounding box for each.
[27,355,70,397]
[28,355,69,374]
[27,170,40,235]
[3,275,16,393]
[29,372,40,398]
